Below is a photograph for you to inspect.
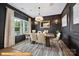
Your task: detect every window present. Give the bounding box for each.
[62,14,67,27]
[23,20,29,34]
[14,17,22,36]
[73,4,79,24]
[14,17,28,36]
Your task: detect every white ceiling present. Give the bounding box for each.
[9,3,66,18]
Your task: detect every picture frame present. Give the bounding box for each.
[40,20,50,28]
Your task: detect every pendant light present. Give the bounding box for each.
[35,7,43,22]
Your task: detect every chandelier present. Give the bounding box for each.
[35,7,43,22]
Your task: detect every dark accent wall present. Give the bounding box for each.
[31,18,35,30]
[32,15,61,34]
[61,3,79,55]
[0,4,6,49]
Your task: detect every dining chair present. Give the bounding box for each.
[43,30,48,34]
[30,33,37,43]
[37,31,42,33]
[36,32,46,44]
[50,32,61,45]
[32,30,36,33]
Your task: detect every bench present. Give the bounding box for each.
[59,40,74,56]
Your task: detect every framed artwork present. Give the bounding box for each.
[40,20,50,28]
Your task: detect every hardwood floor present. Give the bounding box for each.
[0,40,74,56]
[0,47,32,56]
[12,40,63,56]
[0,48,20,52]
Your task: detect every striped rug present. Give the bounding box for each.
[12,40,63,56]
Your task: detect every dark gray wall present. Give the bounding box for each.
[61,3,79,55]
[32,15,61,34]
[71,24,79,55]
[0,4,6,49]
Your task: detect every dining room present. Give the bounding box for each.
[0,3,77,56]
[11,3,74,56]
[30,14,61,46]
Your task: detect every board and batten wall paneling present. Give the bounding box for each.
[60,3,79,55]
[61,3,75,45]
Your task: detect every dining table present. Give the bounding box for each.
[45,33,55,47]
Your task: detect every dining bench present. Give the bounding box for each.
[59,40,74,56]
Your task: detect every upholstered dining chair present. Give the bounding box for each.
[30,33,37,43]
[43,30,48,34]
[36,32,46,44]
[37,31,42,33]
[50,32,61,45]
[32,30,36,33]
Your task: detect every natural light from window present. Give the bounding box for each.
[14,17,29,36]
[73,4,79,24]
[62,14,67,27]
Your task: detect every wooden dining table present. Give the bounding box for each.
[45,33,55,47]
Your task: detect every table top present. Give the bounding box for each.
[45,33,55,38]
[25,33,55,38]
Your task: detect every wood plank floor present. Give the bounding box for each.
[0,48,20,52]
[0,48,32,56]
[12,40,63,56]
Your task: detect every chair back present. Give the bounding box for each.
[56,32,61,40]
[30,33,37,42]
[37,31,42,33]
[37,33,46,44]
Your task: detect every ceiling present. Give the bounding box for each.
[9,3,66,18]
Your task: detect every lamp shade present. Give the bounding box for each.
[55,19,58,24]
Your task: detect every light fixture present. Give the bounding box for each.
[35,7,43,22]
[55,19,58,24]
[34,21,38,24]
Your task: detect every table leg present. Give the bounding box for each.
[46,37,50,47]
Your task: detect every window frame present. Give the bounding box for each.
[14,17,29,36]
